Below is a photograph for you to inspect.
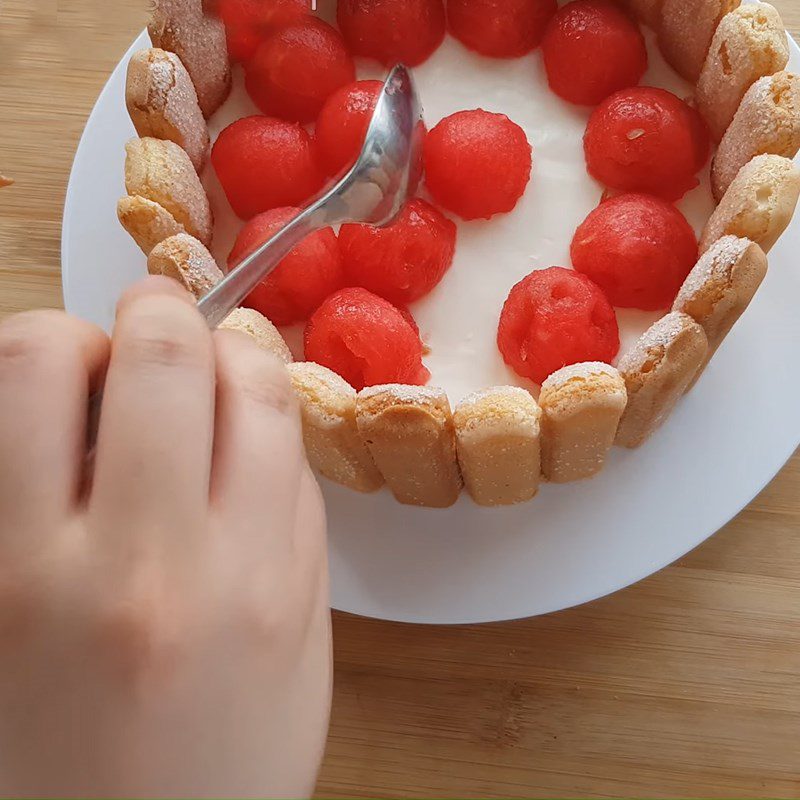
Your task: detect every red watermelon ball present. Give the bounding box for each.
[245,17,355,124]
[448,0,558,58]
[228,207,345,326]
[211,116,323,219]
[497,267,620,385]
[570,193,698,311]
[337,0,446,67]
[304,287,430,391]
[584,86,711,201]
[315,79,384,177]
[542,0,647,106]
[218,0,310,63]
[338,199,457,306]
[424,109,532,220]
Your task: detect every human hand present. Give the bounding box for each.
[0,277,331,799]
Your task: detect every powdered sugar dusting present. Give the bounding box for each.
[359,384,446,404]
[540,361,620,391]
[459,385,533,407]
[675,235,749,301]
[148,52,177,97]
[619,312,692,371]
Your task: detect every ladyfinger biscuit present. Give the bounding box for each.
[288,363,383,493]
[148,0,231,118]
[147,233,223,299]
[356,385,462,508]
[673,235,767,371]
[696,4,788,141]
[219,308,294,365]
[659,0,740,83]
[540,363,627,483]
[615,313,708,448]
[117,194,186,255]
[700,153,800,253]
[453,386,541,506]
[125,137,212,246]
[126,48,210,173]
[712,71,800,200]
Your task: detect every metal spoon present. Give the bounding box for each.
[197,63,424,328]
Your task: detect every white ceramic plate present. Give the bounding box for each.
[63,20,800,624]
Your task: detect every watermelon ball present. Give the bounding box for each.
[315,80,383,177]
[584,87,710,201]
[337,0,446,67]
[304,287,430,390]
[424,109,532,220]
[245,17,355,124]
[218,0,310,63]
[448,0,558,58]
[211,116,323,219]
[338,199,457,306]
[228,207,345,326]
[542,0,647,106]
[497,267,619,385]
[570,193,698,310]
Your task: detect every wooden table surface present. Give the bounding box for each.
[1,1,799,796]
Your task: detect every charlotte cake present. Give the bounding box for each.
[113,0,800,507]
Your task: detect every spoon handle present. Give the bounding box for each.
[197,207,323,329]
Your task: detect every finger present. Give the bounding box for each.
[210,329,305,559]
[89,278,215,552]
[0,310,109,552]
[115,273,192,311]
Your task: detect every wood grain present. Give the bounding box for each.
[0,1,798,796]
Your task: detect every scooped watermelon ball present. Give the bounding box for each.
[245,17,355,124]
[498,267,619,385]
[212,116,323,219]
[304,287,430,390]
[218,0,310,63]
[228,207,344,326]
[584,87,710,201]
[338,199,457,306]
[542,0,647,106]
[337,0,446,67]
[315,80,383,177]
[570,193,698,310]
[448,0,558,58]
[424,109,532,220]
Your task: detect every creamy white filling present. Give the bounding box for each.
[202,9,715,403]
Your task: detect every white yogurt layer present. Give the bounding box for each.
[203,6,716,403]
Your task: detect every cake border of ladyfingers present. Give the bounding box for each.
[112,0,800,506]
